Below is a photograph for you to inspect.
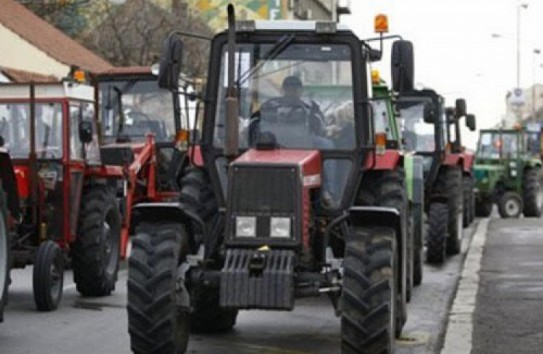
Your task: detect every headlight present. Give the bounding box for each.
[270,217,291,238]
[236,216,256,237]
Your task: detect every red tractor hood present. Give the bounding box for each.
[234,149,322,188]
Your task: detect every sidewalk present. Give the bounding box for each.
[471,218,543,353]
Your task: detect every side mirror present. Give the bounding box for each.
[158,33,183,90]
[466,114,476,131]
[391,40,414,93]
[455,98,467,118]
[423,103,436,123]
[79,120,93,144]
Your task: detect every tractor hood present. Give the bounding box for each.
[234,149,322,187]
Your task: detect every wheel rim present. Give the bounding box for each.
[49,251,63,303]
[505,198,521,216]
[102,214,119,277]
[0,213,7,303]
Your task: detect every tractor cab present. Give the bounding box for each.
[0,81,97,249]
[0,78,128,312]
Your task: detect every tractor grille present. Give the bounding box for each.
[230,166,297,214]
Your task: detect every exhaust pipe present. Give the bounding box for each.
[224,3,239,157]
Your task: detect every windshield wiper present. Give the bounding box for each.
[236,34,296,88]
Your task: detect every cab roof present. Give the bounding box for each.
[248,20,350,32]
[0,82,94,102]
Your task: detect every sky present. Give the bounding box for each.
[341,0,543,148]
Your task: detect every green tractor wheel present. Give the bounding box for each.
[498,192,522,218]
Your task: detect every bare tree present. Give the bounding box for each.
[18,0,91,36]
[81,0,213,76]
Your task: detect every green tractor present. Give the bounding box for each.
[371,72,425,289]
[474,128,543,218]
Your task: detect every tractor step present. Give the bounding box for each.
[220,249,295,310]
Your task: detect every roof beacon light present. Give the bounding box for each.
[374,14,389,33]
[371,69,381,84]
[73,70,86,83]
[237,20,256,32]
[316,21,337,34]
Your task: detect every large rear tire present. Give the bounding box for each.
[0,186,10,321]
[435,167,463,256]
[426,203,448,264]
[522,168,542,217]
[127,223,190,354]
[412,204,424,286]
[341,227,397,354]
[33,241,64,311]
[463,176,473,227]
[72,186,121,296]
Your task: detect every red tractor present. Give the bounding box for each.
[0,78,127,311]
[126,7,415,354]
[397,92,476,264]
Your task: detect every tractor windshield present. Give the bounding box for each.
[213,42,355,150]
[477,131,519,159]
[99,80,176,143]
[0,102,63,159]
[397,100,435,152]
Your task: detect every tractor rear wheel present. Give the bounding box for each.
[127,223,190,354]
[341,227,397,354]
[412,204,424,286]
[475,199,493,217]
[0,186,10,321]
[190,284,238,333]
[522,168,543,217]
[33,241,64,311]
[426,203,448,264]
[435,167,463,256]
[469,178,476,223]
[463,176,473,227]
[73,186,121,296]
[498,192,522,218]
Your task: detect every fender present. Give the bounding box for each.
[462,152,475,173]
[188,145,204,167]
[131,202,206,252]
[364,150,403,170]
[442,153,461,167]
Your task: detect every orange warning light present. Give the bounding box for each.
[374,14,389,33]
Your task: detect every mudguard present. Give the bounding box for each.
[131,202,205,243]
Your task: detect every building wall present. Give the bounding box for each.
[0,24,69,79]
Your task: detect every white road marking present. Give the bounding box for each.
[441,218,489,354]
[63,269,128,291]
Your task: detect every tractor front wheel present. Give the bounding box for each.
[33,241,64,311]
[412,204,424,286]
[426,203,448,264]
[0,186,10,321]
[498,192,522,218]
[341,227,397,354]
[190,284,238,333]
[72,186,121,296]
[127,223,190,354]
[522,168,543,217]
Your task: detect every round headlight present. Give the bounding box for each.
[236,217,256,237]
[270,217,291,238]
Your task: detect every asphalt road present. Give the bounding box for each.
[472,217,543,354]
[0,223,477,354]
